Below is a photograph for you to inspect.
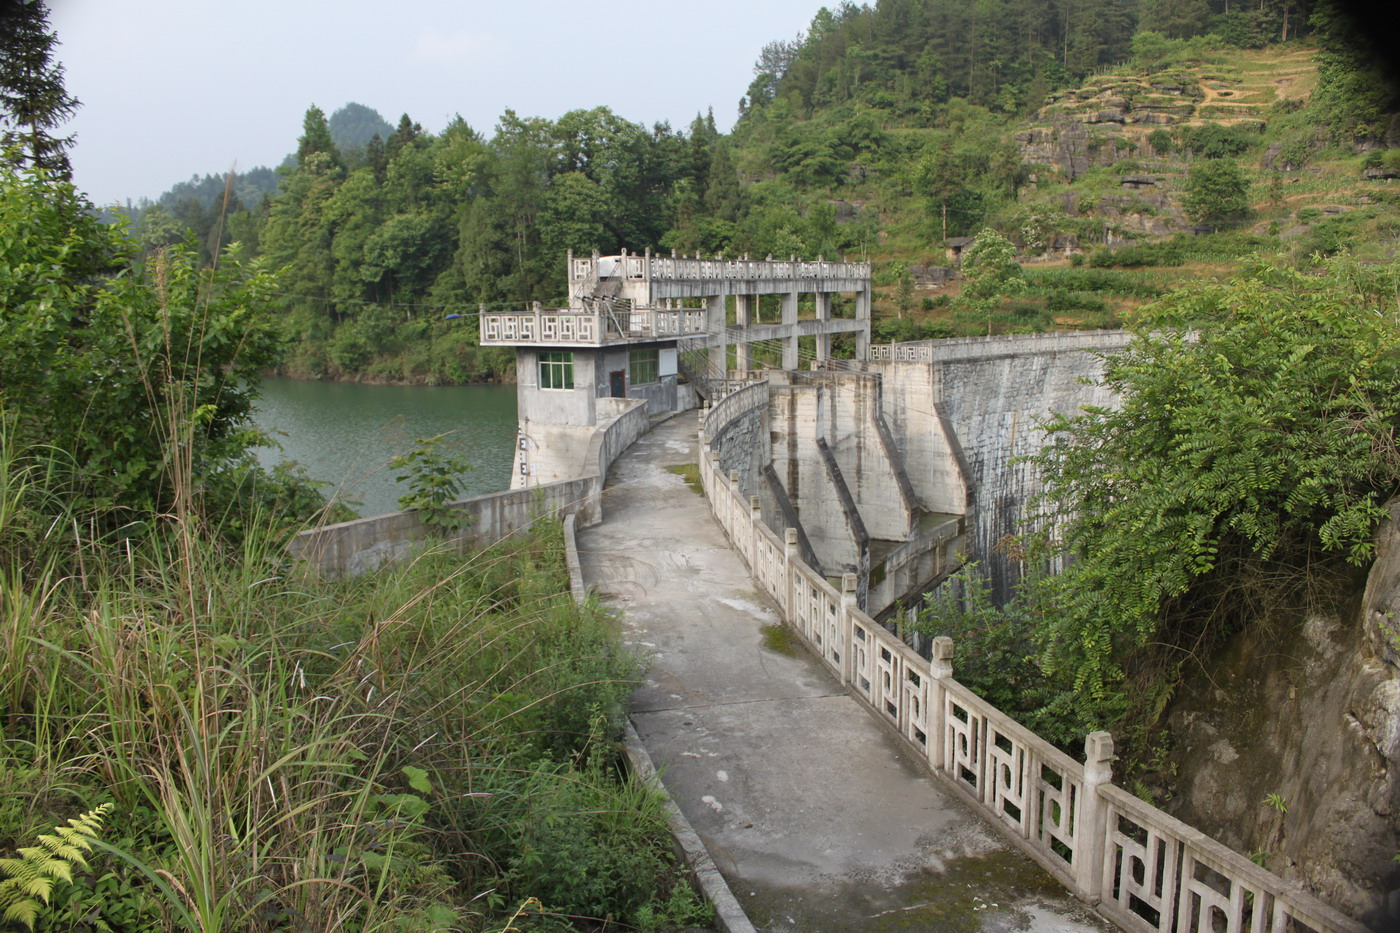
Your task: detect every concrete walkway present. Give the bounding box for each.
[577,416,1111,933]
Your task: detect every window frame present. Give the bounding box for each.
[538,351,575,390]
[628,348,660,386]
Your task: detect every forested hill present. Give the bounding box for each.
[112,103,394,260]
[127,0,1398,384]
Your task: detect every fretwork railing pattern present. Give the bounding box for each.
[696,385,1368,933]
[481,307,708,346]
[571,254,872,287]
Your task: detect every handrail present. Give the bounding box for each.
[696,378,1369,933]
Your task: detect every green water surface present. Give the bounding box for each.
[252,378,518,518]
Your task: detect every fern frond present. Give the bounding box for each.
[3,898,40,929]
[0,803,112,931]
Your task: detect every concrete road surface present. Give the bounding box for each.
[577,415,1112,933]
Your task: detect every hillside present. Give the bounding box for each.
[104,3,1400,382]
[750,39,1400,337]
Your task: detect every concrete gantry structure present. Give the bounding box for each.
[479,250,872,489]
[563,249,873,375]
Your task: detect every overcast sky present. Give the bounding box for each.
[48,0,822,207]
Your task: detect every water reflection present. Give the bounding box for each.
[252,378,517,518]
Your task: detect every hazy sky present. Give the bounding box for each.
[48,0,823,207]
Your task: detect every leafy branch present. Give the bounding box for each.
[1025,257,1400,726]
[390,434,473,535]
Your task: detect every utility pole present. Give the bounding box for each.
[941,203,948,242]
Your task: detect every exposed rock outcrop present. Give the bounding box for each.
[1165,502,1400,930]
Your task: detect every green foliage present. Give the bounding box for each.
[915,566,1078,744]
[742,0,1138,117]
[915,108,1023,236]
[872,317,958,342]
[1026,266,1166,299]
[1308,0,1400,142]
[1175,123,1259,159]
[0,804,111,930]
[1090,242,1186,268]
[502,745,697,926]
[0,161,327,537]
[0,1,78,178]
[1089,232,1272,268]
[960,229,1027,301]
[0,487,682,932]
[1182,159,1250,225]
[1027,257,1400,723]
[389,434,472,533]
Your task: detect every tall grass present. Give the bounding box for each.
[0,420,705,931]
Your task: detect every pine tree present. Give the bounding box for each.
[366,132,387,185]
[0,0,78,178]
[385,113,423,163]
[296,104,341,169]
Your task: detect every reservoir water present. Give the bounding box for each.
[252,378,517,518]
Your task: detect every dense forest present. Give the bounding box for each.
[109,0,1395,384]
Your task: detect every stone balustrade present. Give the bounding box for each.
[479,306,710,347]
[868,329,1136,363]
[569,251,871,288]
[698,383,1367,933]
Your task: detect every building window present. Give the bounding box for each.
[628,348,659,385]
[539,351,574,389]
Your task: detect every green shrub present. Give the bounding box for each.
[1026,267,1165,298]
[1090,243,1184,268]
[1045,291,1109,314]
[1027,257,1400,734]
[1177,123,1258,159]
[916,567,1078,743]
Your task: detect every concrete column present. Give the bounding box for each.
[840,572,859,687]
[855,285,872,360]
[929,636,953,773]
[782,288,799,370]
[749,489,761,572]
[1075,731,1115,904]
[735,294,753,371]
[815,292,832,362]
[750,496,762,568]
[707,293,727,381]
[784,527,800,617]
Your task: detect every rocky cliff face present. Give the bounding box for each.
[1165,503,1400,930]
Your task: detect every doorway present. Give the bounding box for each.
[609,370,626,398]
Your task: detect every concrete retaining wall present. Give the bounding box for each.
[704,380,768,495]
[871,330,1129,601]
[292,398,651,578]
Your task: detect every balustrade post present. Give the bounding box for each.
[749,496,762,567]
[1076,731,1114,905]
[727,469,740,537]
[840,573,858,687]
[929,636,953,774]
[784,528,800,616]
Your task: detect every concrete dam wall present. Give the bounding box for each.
[870,330,1132,601]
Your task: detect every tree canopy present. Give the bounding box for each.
[0,0,77,177]
[1027,257,1400,723]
